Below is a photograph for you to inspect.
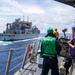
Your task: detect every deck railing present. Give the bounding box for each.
[0,40,41,75]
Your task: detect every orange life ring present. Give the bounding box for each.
[28,52,32,58]
[27,44,33,58]
[27,44,31,51]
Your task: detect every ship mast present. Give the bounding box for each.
[23,15,24,21]
[27,16,29,22]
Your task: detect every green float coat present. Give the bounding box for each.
[41,36,57,57]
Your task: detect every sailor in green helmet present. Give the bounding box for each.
[40,27,61,75]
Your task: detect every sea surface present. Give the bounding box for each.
[0,33,72,75]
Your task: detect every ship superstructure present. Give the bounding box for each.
[0,18,40,41]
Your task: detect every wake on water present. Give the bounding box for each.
[0,37,43,46]
[0,41,13,46]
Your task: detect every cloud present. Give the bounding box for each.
[0,0,74,33]
[0,17,6,21]
[0,7,22,16]
[0,0,45,15]
[22,7,45,14]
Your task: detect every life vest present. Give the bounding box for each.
[53,31,59,38]
[41,36,57,57]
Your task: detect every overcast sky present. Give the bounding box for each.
[0,0,75,33]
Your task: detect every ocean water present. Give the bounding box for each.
[0,33,72,75]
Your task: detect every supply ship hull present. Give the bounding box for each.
[0,18,40,41]
[0,33,39,41]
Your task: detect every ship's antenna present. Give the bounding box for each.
[27,16,29,22]
[23,15,24,21]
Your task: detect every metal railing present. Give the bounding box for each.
[0,40,41,75]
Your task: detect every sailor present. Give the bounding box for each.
[53,28,59,39]
[40,27,61,75]
[64,25,75,75]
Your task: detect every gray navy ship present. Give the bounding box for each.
[0,18,40,41]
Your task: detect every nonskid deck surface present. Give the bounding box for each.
[16,62,51,75]
[15,63,75,75]
[14,60,75,75]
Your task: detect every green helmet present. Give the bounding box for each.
[47,27,53,33]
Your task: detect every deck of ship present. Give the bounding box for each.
[14,38,75,75]
[14,57,75,75]
[0,38,75,75]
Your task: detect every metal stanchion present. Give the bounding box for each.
[5,49,13,75]
[21,45,28,69]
